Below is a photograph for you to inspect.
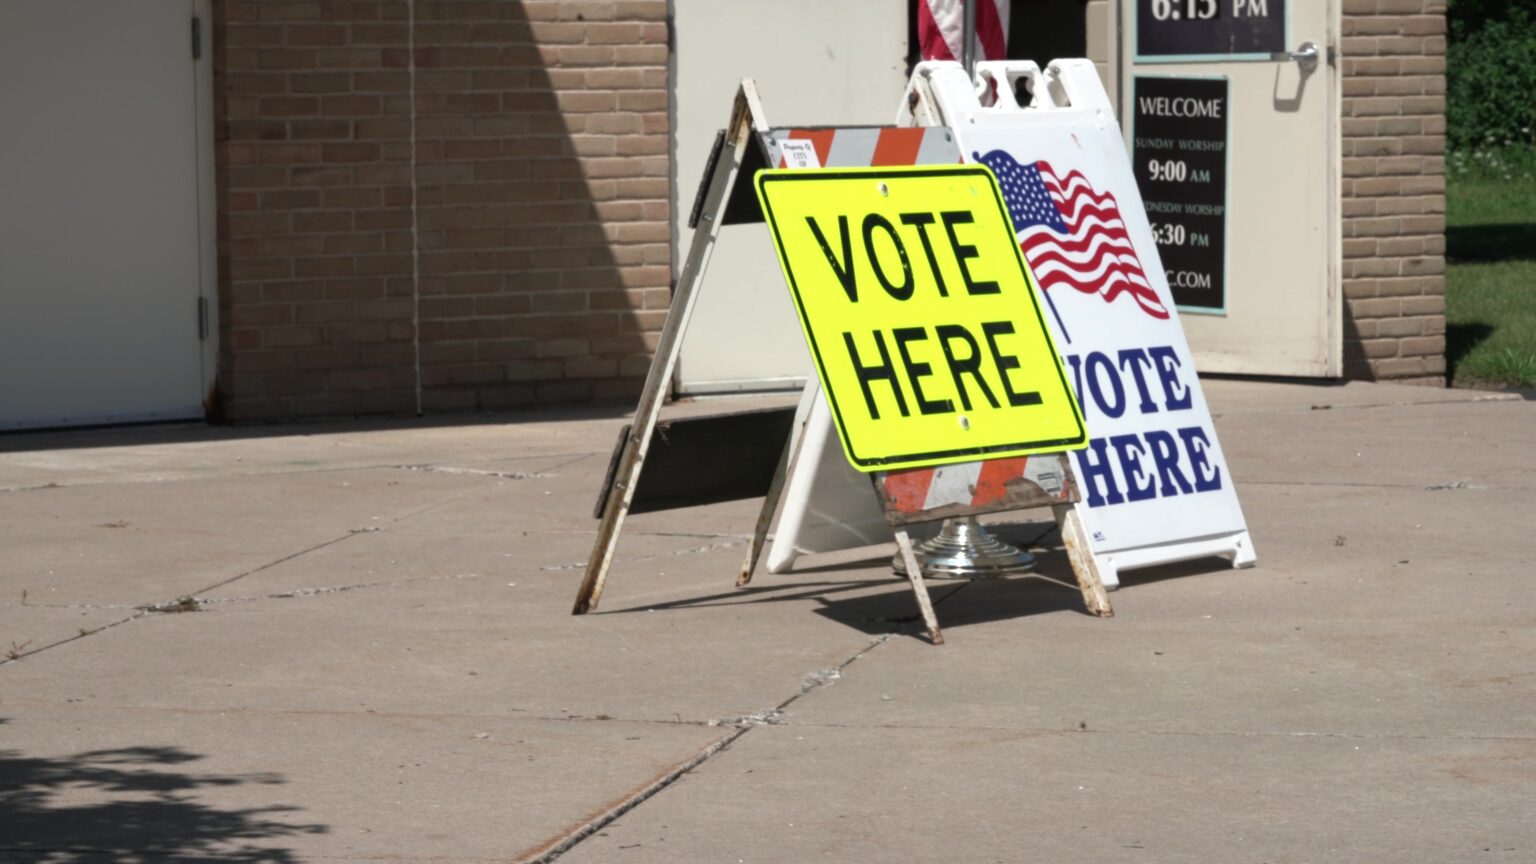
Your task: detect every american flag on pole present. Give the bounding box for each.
[917,0,1009,63]
[977,149,1170,322]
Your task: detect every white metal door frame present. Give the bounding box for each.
[195,0,220,413]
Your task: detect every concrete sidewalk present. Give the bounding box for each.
[1,380,1531,863]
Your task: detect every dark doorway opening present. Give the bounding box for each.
[1009,0,1089,68]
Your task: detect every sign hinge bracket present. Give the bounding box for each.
[191,15,202,61]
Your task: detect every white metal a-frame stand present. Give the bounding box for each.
[574,80,1115,641]
[573,82,771,615]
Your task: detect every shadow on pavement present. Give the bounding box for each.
[1113,555,1249,588]
[604,579,903,614]
[604,571,1094,640]
[0,736,325,862]
[813,576,1089,638]
[602,518,1096,638]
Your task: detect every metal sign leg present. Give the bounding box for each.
[894,528,945,645]
[737,424,796,588]
[1052,503,1114,618]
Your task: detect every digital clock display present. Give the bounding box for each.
[1136,0,1286,59]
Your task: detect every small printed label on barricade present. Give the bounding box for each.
[755,165,1086,471]
[779,139,820,168]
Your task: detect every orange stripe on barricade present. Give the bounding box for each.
[871,127,926,167]
[875,454,1070,520]
[881,466,938,514]
[778,129,839,168]
[970,456,1032,507]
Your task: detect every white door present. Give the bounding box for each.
[671,0,910,393]
[1,0,213,430]
[1117,0,1340,376]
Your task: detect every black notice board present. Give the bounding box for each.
[1136,0,1286,59]
[1132,76,1229,312]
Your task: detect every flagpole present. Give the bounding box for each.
[961,0,978,77]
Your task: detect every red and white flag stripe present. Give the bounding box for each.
[917,0,1010,64]
[1021,163,1167,320]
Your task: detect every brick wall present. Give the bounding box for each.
[1340,0,1448,384]
[214,0,669,421]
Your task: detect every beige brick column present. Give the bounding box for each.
[1339,0,1448,384]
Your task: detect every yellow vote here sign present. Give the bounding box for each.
[756,165,1086,471]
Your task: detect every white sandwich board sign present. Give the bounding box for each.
[767,60,1255,588]
[905,59,1255,584]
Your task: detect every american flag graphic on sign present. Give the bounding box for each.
[977,150,1169,323]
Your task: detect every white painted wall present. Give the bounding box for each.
[670,0,911,393]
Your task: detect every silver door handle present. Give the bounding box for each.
[1270,42,1320,72]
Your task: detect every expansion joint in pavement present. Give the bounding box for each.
[540,538,747,572]
[2,526,378,668]
[0,611,146,667]
[519,634,895,864]
[390,452,594,481]
[0,481,68,494]
[392,464,553,480]
[1245,478,1489,491]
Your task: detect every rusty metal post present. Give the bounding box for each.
[737,424,795,587]
[895,528,945,645]
[1053,503,1114,618]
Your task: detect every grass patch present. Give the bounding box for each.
[1445,146,1536,388]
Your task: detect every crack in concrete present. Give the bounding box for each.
[393,465,552,480]
[512,730,749,864]
[2,534,379,665]
[0,698,731,729]
[1243,478,1510,491]
[1,473,756,668]
[15,597,138,611]
[0,451,594,496]
[539,540,746,572]
[779,720,1536,743]
[12,569,480,612]
[1208,392,1522,419]
[0,847,506,863]
[522,634,894,863]
[140,596,205,614]
[191,530,377,598]
[0,612,146,668]
[7,693,1528,746]
[2,524,390,665]
[0,481,64,494]
[204,572,487,605]
[392,452,595,481]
